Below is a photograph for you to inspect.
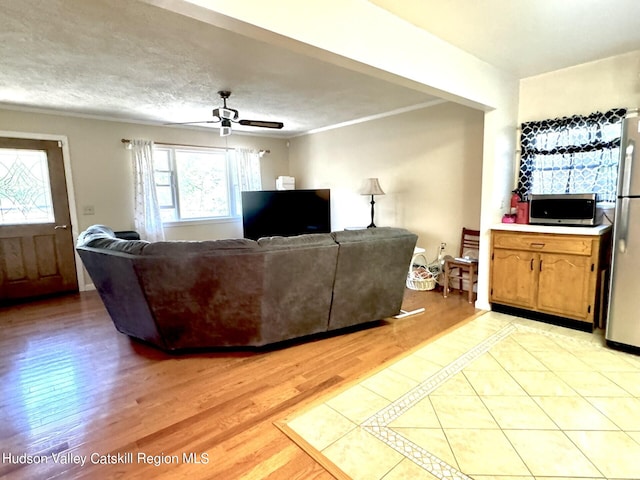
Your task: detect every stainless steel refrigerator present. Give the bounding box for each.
[607,110,640,350]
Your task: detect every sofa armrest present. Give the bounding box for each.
[76,247,166,348]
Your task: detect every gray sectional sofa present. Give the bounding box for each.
[76,225,417,351]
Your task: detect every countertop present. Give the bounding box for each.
[491,223,612,236]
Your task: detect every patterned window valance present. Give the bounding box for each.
[517,108,627,202]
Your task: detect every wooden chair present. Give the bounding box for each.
[443,228,480,303]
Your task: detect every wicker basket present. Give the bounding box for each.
[406,253,436,291]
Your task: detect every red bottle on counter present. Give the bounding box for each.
[516,202,529,224]
[511,190,520,208]
[510,190,520,214]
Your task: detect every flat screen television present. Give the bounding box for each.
[241,189,331,240]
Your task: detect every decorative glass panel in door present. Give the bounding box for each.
[0,148,55,224]
[0,138,78,303]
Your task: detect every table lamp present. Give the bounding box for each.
[360,178,385,228]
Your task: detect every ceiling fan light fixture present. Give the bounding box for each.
[213,107,238,121]
[220,118,232,137]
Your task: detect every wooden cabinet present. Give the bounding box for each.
[491,248,537,309]
[490,229,611,326]
[537,252,592,319]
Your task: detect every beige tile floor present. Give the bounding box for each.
[283,312,640,480]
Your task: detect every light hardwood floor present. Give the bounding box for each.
[0,288,477,479]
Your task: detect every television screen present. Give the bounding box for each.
[241,189,331,240]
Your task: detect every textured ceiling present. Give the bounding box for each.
[1,0,639,138]
[0,0,439,138]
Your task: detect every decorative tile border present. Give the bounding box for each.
[361,322,517,479]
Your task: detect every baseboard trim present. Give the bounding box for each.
[80,283,96,292]
[491,303,593,333]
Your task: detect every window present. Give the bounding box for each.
[0,148,54,224]
[517,108,626,203]
[152,146,261,223]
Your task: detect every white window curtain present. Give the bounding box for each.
[234,148,262,191]
[130,139,165,242]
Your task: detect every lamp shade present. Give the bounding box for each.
[360,178,385,196]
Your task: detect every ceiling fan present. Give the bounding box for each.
[168,91,284,136]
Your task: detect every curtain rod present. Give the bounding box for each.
[120,138,270,155]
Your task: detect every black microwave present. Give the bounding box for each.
[529,193,598,226]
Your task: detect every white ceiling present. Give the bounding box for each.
[1,0,639,138]
[371,0,640,78]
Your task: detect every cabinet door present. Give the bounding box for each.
[537,252,592,320]
[491,248,537,309]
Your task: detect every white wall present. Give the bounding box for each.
[519,50,640,122]
[289,102,484,258]
[0,108,289,240]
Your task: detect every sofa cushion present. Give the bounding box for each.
[142,238,258,256]
[257,233,335,249]
[257,233,338,345]
[76,224,149,254]
[331,227,415,243]
[329,227,417,330]
[87,238,150,255]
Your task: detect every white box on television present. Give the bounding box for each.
[276,176,295,190]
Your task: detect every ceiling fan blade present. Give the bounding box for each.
[238,119,284,129]
[163,120,221,125]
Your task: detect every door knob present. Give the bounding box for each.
[54,225,68,230]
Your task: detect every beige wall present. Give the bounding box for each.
[0,108,289,243]
[519,50,640,122]
[289,102,484,258]
[1,103,484,290]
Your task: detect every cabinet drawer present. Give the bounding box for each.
[492,232,592,256]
